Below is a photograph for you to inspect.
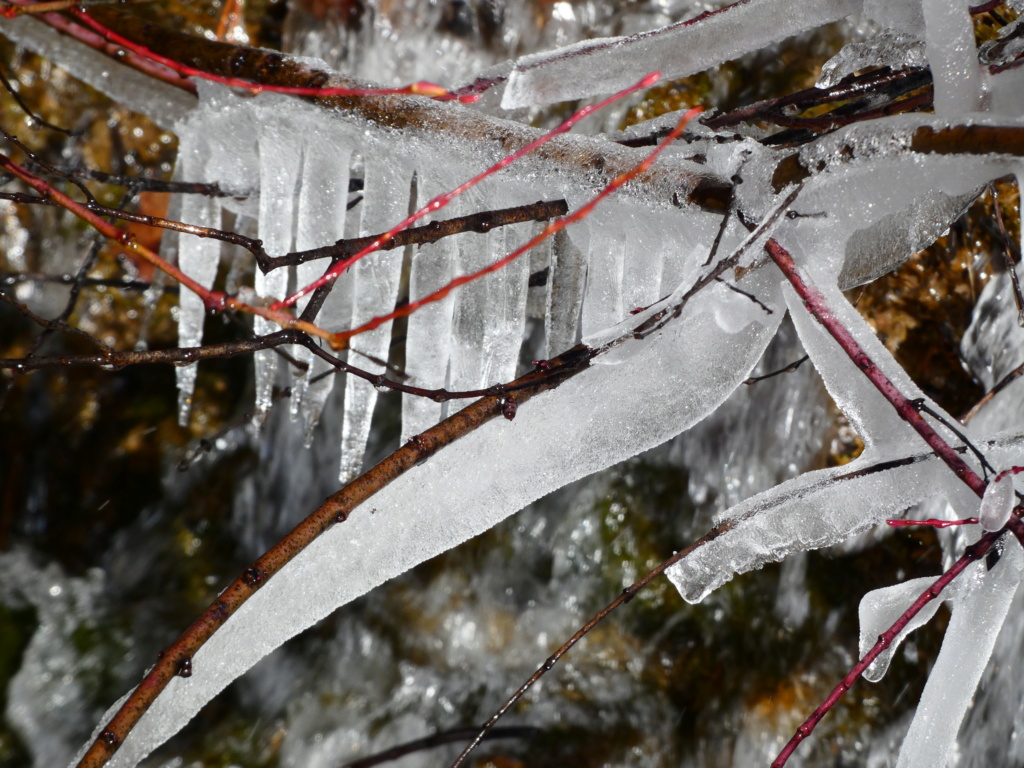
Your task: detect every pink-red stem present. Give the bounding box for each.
[275,72,663,309]
[764,238,995,766]
[769,527,1003,767]
[329,107,701,347]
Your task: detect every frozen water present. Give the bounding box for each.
[339,152,408,482]
[292,130,353,444]
[78,246,784,768]
[1,550,107,768]
[858,576,952,683]
[817,30,927,89]
[0,17,196,130]
[922,0,982,116]
[401,172,459,441]
[254,105,304,425]
[501,0,862,108]
[171,125,221,426]
[979,473,1015,531]
[896,542,1024,768]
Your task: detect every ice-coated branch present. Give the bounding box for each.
[0,150,340,347]
[329,108,702,347]
[276,73,662,308]
[71,341,598,768]
[770,526,1006,768]
[765,238,987,497]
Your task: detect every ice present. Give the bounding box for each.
[449,191,500,392]
[479,219,530,386]
[666,267,984,601]
[339,152,409,483]
[545,229,587,358]
[922,0,981,116]
[401,172,459,441]
[817,30,927,89]
[292,128,354,444]
[579,215,628,339]
[253,105,304,425]
[863,0,924,34]
[172,126,222,427]
[500,0,862,108]
[979,473,1015,531]
[896,542,1024,768]
[858,576,952,683]
[1,550,106,768]
[0,17,196,130]
[80,241,784,768]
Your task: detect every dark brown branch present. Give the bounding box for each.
[0,58,78,134]
[73,341,596,768]
[269,198,569,272]
[0,330,300,372]
[1,271,158,292]
[0,287,110,353]
[743,354,809,385]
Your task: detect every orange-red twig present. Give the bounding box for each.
[329,106,702,349]
[275,72,664,309]
[0,152,340,347]
[70,8,466,100]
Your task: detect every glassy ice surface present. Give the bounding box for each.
[5,1,1018,766]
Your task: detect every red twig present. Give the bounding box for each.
[274,72,663,309]
[69,7,468,101]
[765,239,987,498]
[331,107,702,347]
[887,517,978,528]
[770,527,1004,768]
[764,237,998,765]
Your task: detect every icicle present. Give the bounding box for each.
[173,125,221,427]
[545,229,586,359]
[858,575,952,682]
[339,150,409,483]
[580,216,627,339]
[254,105,304,426]
[922,0,982,116]
[292,125,354,445]
[621,205,667,314]
[446,189,530,391]
[480,218,529,386]
[448,190,495,392]
[525,221,551,320]
[401,173,459,442]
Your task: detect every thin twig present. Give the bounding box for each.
[765,239,987,498]
[770,526,1005,767]
[71,342,597,768]
[343,726,540,768]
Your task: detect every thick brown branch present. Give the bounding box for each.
[73,341,596,768]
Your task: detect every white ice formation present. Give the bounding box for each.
[14,0,1020,765]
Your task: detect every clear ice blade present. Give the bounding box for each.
[254,109,303,425]
[339,151,409,482]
